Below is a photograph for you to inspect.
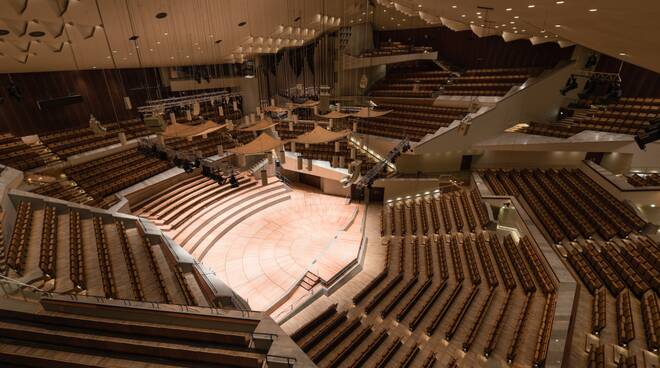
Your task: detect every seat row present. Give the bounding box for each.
[38,206,58,278]
[591,288,607,335]
[519,236,556,295]
[93,216,117,298]
[627,173,660,187]
[115,220,144,301]
[566,247,603,294]
[640,292,660,352]
[616,290,636,347]
[502,235,536,293]
[68,210,85,289]
[6,201,33,274]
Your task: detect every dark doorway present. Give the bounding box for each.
[460,155,473,170]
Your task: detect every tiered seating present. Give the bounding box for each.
[460,192,477,231]
[470,188,490,227]
[591,288,607,335]
[616,290,636,347]
[437,196,452,233]
[354,241,391,304]
[68,210,85,289]
[519,236,556,295]
[419,200,429,234]
[65,148,173,205]
[356,102,467,141]
[40,120,151,158]
[350,330,389,368]
[141,235,171,304]
[518,97,660,138]
[480,169,645,242]
[38,205,58,278]
[326,323,372,368]
[409,201,417,235]
[484,290,512,357]
[359,41,433,58]
[448,235,464,282]
[475,233,498,288]
[533,293,557,367]
[291,304,338,342]
[429,198,440,233]
[502,235,536,293]
[619,240,660,294]
[174,265,197,306]
[488,233,516,290]
[627,173,660,187]
[582,241,626,296]
[6,201,33,274]
[93,216,116,298]
[0,296,285,368]
[506,293,533,364]
[566,247,603,294]
[640,292,660,352]
[449,194,464,232]
[0,133,57,170]
[115,220,144,301]
[462,236,481,285]
[444,67,536,97]
[587,344,606,368]
[600,242,649,298]
[374,338,402,368]
[31,180,92,205]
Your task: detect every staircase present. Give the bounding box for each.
[300,271,320,291]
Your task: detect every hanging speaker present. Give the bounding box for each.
[123,96,132,110]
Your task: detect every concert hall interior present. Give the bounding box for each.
[0,0,659,367]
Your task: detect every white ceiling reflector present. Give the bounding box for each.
[419,12,441,25]
[441,17,469,32]
[530,36,554,45]
[502,31,529,42]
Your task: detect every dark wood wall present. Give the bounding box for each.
[0,68,166,136]
[595,55,660,98]
[375,27,574,69]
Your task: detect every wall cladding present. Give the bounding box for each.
[0,68,165,136]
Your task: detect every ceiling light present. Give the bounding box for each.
[477,16,482,19]
[156,41,161,45]
[510,21,515,24]
[149,48,153,51]
[451,5,457,8]
[476,12,481,15]
[555,24,561,27]
[528,4,535,8]
[556,1,564,3]
[396,23,400,27]
[514,15,519,19]
[618,52,628,56]
[505,8,512,11]
[417,5,422,8]
[186,55,190,58]
[514,30,518,33]
[105,56,110,59]
[461,14,466,17]
[112,50,117,53]
[169,56,174,59]
[163,32,168,36]
[362,12,366,15]
[92,66,96,69]
[589,8,597,12]
[358,18,362,22]
[540,30,546,33]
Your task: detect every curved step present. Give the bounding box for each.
[143,177,215,218]
[163,177,254,227]
[197,192,292,260]
[168,180,259,238]
[182,185,289,254]
[132,174,203,213]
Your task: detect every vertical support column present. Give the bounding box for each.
[288,121,294,131]
[260,169,268,186]
[297,156,303,170]
[334,141,340,153]
[157,135,165,146]
[218,106,224,117]
[339,155,345,168]
[185,110,192,121]
[118,132,127,145]
[169,112,177,125]
[350,147,356,160]
[329,119,333,130]
[218,144,224,156]
[238,154,247,167]
[267,152,273,164]
[279,145,286,164]
[332,155,338,168]
[306,158,313,171]
[291,142,296,153]
[352,121,357,132]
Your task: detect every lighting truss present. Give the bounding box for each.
[354,138,410,189]
[138,91,241,114]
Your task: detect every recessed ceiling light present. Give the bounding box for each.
[514,30,518,33]
[514,16,519,19]
[156,41,161,45]
[417,4,422,8]
[477,16,482,19]
[618,52,628,56]
[555,24,561,27]
[169,56,174,59]
[186,55,190,58]
[149,48,153,51]
[540,29,546,33]
[451,5,457,8]
[505,8,512,11]
[396,23,400,26]
[589,8,597,12]
[556,1,564,3]
[92,66,97,69]
[112,50,118,53]
[528,4,535,8]
[510,21,515,24]
[461,14,466,17]
[358,18,362,22]
[476,12,481,15]
[163,32,168,36]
